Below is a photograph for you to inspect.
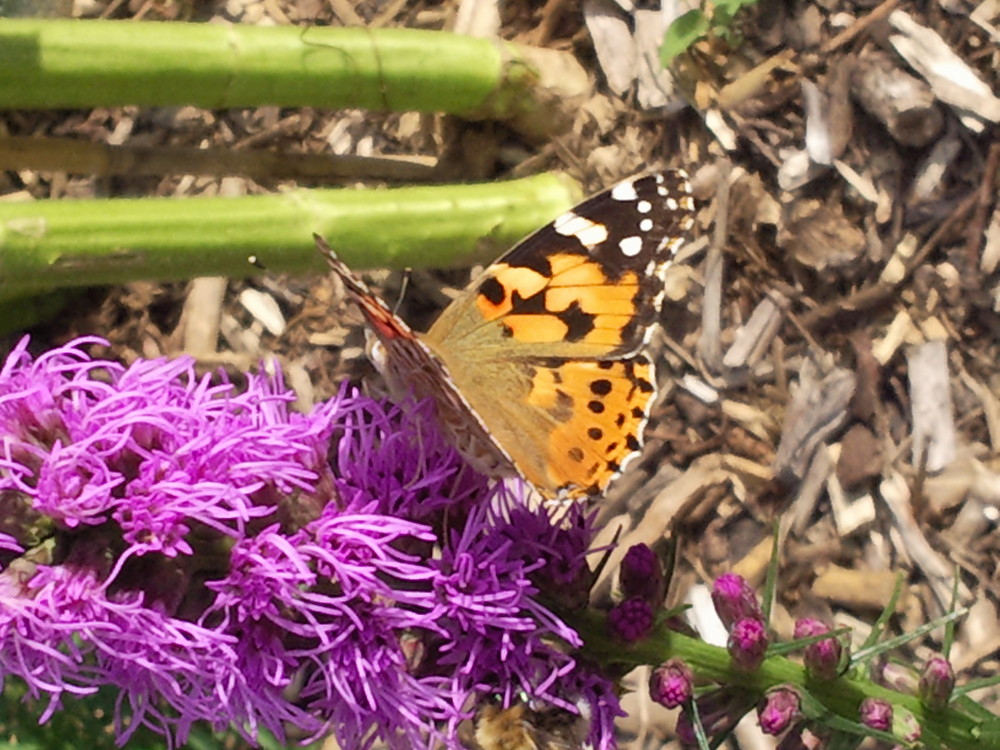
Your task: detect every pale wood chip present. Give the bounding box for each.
[777,148,828,191]
[880,472,971,610]
[910,132,963,205]
[180,277,227,356]
[583,0,637,96]
[889,10,1000,130]
[907,338,957,473]
[633,9,680,111]
[826,457,877,538]
[722,290,789,370]
[787,442,833,535]
[773,360,855,482]
[812,563,906,612]
[958,368,1000,453]
[849,48,943,147]
[970,0,1000,43]
[454,0,500,37]
[982,202,1000,274]
[238,288,287,337]
[878,233,920,287]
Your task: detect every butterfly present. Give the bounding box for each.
[317,170,696,500]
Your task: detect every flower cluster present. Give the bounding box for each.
[0,337,618,749]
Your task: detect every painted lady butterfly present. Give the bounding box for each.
[317,170,696,499]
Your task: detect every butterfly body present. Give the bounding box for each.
[319,170,696,500]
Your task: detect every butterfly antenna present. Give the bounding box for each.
[394,268,413,316]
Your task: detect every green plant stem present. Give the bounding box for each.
[0,19,584,137]
[0,173,581,298]
[576,612,1000,750]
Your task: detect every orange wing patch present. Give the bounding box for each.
[519,357,656,498]
[474,253,645,349]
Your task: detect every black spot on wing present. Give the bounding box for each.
[590,379,612,395]
[560,301,596,342]
[479,276,506,306]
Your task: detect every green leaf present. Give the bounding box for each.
[660,10,710,66]
[714,0,758,17]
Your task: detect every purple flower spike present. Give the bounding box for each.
[728,617,768,671]
[619,544,664,604]
[919,653,955,710]
[859,697,893,732]
[712,573,763,630]
[758,686,801,735]
[794,617,843,680]
[650,658,692,709]
[0,337,620,750]
[608,597,655,643]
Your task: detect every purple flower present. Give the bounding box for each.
[650,658,692,709]
[859,697,893,731]
[794,617,843,680]
[619,544,664,604]
[728,617,768,671]
[712,573,763,630]
[919,653,955,710]
[0,337,618,750]
[758,687,800,735]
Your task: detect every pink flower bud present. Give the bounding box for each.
[919,653,955,710]
[712,573,763,630]
[794,617,842,680]
[650,658,692,709]
[728,617,768,671]
[859,697,892,731]
[758,687,801,735]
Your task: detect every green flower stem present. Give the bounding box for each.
[577,613,999,749]
[0,19,586,138]
[0,173,581,298]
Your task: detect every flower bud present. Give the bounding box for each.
[794,617,842,680]
[712,573,762,630]
[607,597,654,643]
[728,617,768,671]
[919,654,955,710]
[650,658,692,709]
[859,697,892,731]
[620,544,664,604]
[758,687,801,735]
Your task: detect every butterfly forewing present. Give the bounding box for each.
[425,170,696,359]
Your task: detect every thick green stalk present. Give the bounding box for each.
[0,19,584,137]
[0,174,581,298]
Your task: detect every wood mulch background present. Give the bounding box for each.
[2,0,998,747]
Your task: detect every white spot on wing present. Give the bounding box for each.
[619,236,643,257]
[639,218,653,232]
[554,211,609,248]
[637,200,652,213]
[611,180,638,201]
